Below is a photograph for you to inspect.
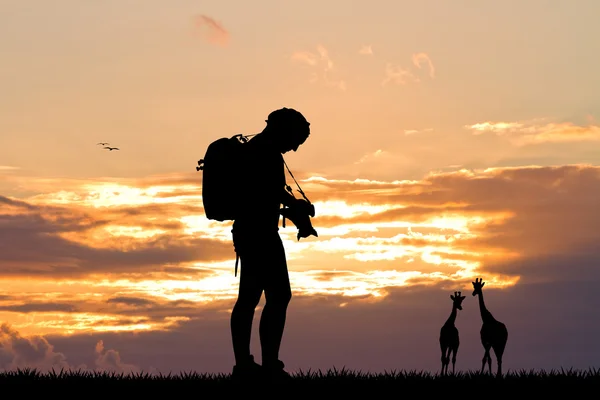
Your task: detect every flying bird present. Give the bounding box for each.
[103,147,119,151]
[97,142,109,146]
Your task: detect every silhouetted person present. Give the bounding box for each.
[472,277,508,377]
[230,108,312,382]
[439,291,465,375]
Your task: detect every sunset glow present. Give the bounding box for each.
[1,0,599,374]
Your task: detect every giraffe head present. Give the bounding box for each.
[472,277,485,296]
[450,291,466,310]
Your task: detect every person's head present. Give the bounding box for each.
[262,108,310,153]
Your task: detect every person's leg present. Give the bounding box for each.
[259,233,292,369]
[231,250,264,367]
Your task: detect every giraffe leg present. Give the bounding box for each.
[496,350,504,377]
[451,347,457,375]
[441,345,449,375]
[494,345,506,378]
[444,347,450,375]
[440,347,445,375]
[487,354,492,375]
[481,348,490,374]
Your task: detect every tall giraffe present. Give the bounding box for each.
[439,291,465,375]
[472,277,508,377]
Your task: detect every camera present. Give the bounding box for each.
[280,199,318,241]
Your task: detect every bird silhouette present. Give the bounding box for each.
[103,147,119,151]
[97,142,109,146]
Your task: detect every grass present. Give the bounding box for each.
[2,367,598,394]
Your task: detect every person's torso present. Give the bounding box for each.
[233,138,285,232]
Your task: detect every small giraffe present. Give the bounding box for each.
[439,291,465,375]
[472,277,508,377]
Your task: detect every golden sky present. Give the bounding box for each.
[1,0,600,374]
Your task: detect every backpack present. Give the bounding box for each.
[196,134,253,222]
[196,132,313,277]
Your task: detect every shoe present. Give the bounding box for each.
[231,355,262,382]
[262,360,292,383]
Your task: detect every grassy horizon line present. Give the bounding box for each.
[2,366,600,380]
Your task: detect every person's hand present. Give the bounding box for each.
[291,198,315,217]
[280,206,318,241]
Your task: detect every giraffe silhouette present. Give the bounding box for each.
[439,291,465,375]
[472,277,508,377]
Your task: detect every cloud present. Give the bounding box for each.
[404,128,434,135]
[3,165,600,373]
[106,297,158,307]
[94,340,140,373]
[0,323,143,373]
[465,120,600,145]
[0,323,70,372]
[382,53,436,86]
[44,279,600,373]
[381,63,419,86]
[0,181,234,279]
[2,164,600,344]
[412,53,436,78]
[192,15,229,47]
[291,45,346,90]
[302,164,600,279]
[359,45,373,55]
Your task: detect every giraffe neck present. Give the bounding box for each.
[477,291,495,323]
[444,304,458,327]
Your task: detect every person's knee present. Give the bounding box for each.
[281,290,292,306]
[266,289,291,308]
[234,293,262,311]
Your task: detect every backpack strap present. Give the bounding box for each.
[235,252,240,277]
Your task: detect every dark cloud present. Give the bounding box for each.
[310,271,356,282]
[98,202,202,222]
[0,302,78,313]
[2,165,600,373]
[38,279,600,374]
[94,340,140,373]
[0,323,144,373]
[0,323,71,372]
[0,210,234,277]
[106,297,158,307]
[0,195,37,211]
[482,243,600,283]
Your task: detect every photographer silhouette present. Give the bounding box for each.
[230,108,315,382]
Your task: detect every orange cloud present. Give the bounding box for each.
[382,52,435,86]
[465,120,600,145]
[381,63,419,86]
[2,165,600,337]
[404,128,433,135]
[291,45,346,90]
[412,52,435,78]
[192,15,229,47]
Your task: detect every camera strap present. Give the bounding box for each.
[283,157,310,203]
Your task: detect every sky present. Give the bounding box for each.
[1,0,600,374]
